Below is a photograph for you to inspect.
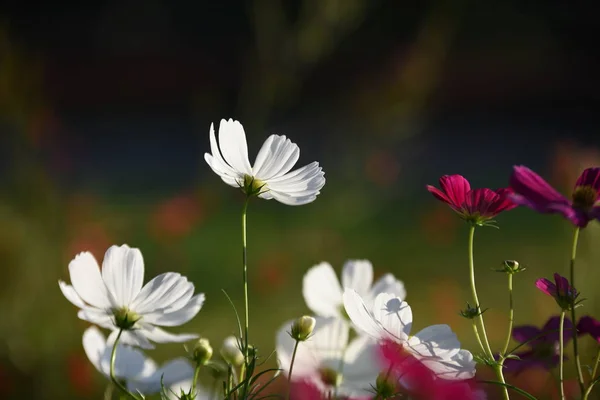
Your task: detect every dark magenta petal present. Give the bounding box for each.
[535,278,556,297]
[553,273,571,297]
[491,188,518,213]
[510,165,570,208]
[464,188,498,216]
[575,167,600,191]
[512,325,541,343]
[438,175,471,208]
[577,315,600,342]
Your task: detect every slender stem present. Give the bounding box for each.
[110,330,138,400]
[592,347,600,380]
[501,274,514,357]
[559,311,566,400]
[191,364,201,397]
[569,227,585,395]
[287,340,300,400]
[471,320,486,355]
[467,225,509,400]
[104,383,114,400]
[583,348,600,400]
[242,197,250,367]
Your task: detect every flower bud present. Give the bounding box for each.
[290,316,316,341]
[220,336,244,367]
[459,302,485,319]
[375,373,397,398]
[192,338,213,365]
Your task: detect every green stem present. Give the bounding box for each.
[110,330,139,400]
[559,311,566,400]
[471,320,486,355]
[500,274,514,357]
[287,340,300,400]
[467,225,509,400]
[583,348,600,400]
[242,197,250,367]
[104,383,114,400]
[191,364,201,397]
[569,227,585,396]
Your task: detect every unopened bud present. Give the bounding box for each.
[375,373,397,398]
[192,338,213,365]
[290,316,316,341]
[460,302,486,319]
[220,336,244,367]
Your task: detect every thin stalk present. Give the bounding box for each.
[287,340,300,400]
[242,198,250,361]
[104,383,114,400]
[500,274,514,357]
[569,227,585,395]
[559,311,566,400]
[471,320,486,355]
[191,364,201,397]
[467,225,509,400]
[110,330,138,400]
[592,347,600,380]
[583,348,600,400]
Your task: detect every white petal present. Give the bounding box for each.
[419,349,476,381]
[302,262,344,317]
[266,162,326,206]
[269,191,320,206]
[142,293,205,326]
[343,289,386,340]
[129,358,194,394]
[341,260,373,296]
[131,273,191,314]
[368,274,406,305]
[305,317,349,361]
[109,329,155,350]
[59,281,87,308]
[371,293,412,341]
[340,335,380,397]
[252,135,300,180]
[101,245,145,306]
[204,153,242,187]
[217,119,252,175]
[407,325,461,360]
[140,326,198,344]
[82,326,107,375]
[78,309,114,329]
[68,252,114,309]
[94,329,149,378]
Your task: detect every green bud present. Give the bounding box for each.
[192,338,213,365]
[290,316,316,341]
[375,373,397,398]
[459,302,486,319]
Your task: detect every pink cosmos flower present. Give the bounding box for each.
[427,174,515,225]
[577,315,600,343]
[509,165,600,227]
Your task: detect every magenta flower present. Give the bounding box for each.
[536,273,579,311]
[504,316,573,374]
[577,315,600,343]
[509,165,600,227]
[426,175,516,225]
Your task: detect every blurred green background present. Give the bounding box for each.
[1,1,599,398]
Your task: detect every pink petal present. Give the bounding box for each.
[439,175,471,208]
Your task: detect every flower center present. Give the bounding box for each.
[112,307,140,330]
[572,185,598,210]
[319,367,342,387]
[532,342,557,361]
[242,174,268,196]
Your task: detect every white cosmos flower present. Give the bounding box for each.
[342,290,476,381]
[204,118,325,205]
[59,244,205,349]
[303,260,406,320]
[82,326,194,395]
[276,316,379,397]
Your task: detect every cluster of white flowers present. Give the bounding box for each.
[59,119,474,399]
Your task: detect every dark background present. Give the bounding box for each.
[0,1,599,398]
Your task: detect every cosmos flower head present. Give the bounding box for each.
[577,315,600,343]
[342,289,476,381]
[204,118,326,205]
[426,174,515,226]
[510,165,600,227]
[59,244,205,349]
[504,316,573,374]
[535,273,580,311]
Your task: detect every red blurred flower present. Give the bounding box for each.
[427,175,515,226]
[150,192,204,240]
[577,315,600,343]
[67,352,93,397]
[379,340,483,400]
